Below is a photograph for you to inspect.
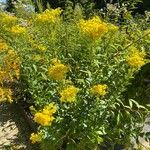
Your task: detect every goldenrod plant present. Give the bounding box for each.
[0,6,149,149]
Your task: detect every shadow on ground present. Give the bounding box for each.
[0,103,38,150]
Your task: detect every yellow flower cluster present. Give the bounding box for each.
[0,68,7,84]
[0,13,17,25]
[35,8,62,23]
[78,16,108,39]
[0,87,13,103]
[91,84,108,96]
[10,25,27,35]
[60,86,79,102]
[3,49,20,80]
[126,47,146,68]
[0,42,20,83]
[48,60,68,80]
[0,40,8,51]
[30,132,42,144]
[34,103,57,126]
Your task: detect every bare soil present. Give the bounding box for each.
[0,103,37,150]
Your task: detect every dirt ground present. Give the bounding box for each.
[0,103,37,150]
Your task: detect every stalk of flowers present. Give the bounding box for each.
[33,103,57,126]
[0,12,17,26]
[78,16,108,39]
[0,87,13,103]
[91,84,108,96]
[3,49,20,80]
[9,25,27,35]
[0,40,8,51]
[30,132,43,144]
[34,8,62,24]
[126,47,147,68]
[0,68,7,84]
[48,59,69,80]
[59,85,79,103]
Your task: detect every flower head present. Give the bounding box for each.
[48,62,68,80]
[33,103,57,126]
[10,25,27,35]
[78,16,108,39]
[34,112,55,126]
[0,40,8,51]
[0,69,7,83]
[91,84,108,96]
[0,87,13,103]
[1,13,17,25]
[30,132,42,144]
[35,8,62,24]
[60,86,79,102]
[3,50,20,80]
[42,103,57,116]
[126,47,146,68]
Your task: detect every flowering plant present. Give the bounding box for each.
[0,8,149,149]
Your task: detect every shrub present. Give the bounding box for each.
[0,8,149,149]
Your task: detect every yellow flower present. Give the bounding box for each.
[48,63,68,80]
[42,103,57,116]
[78,16,108,39]
[60,86,79,102]
[126,47,146,68]
[0,68,7,83]
[10,25,27,34]
[0,87,13,103]
[1,13,17,25]
[33,103,57,126]
[3,50,20,80]
[35,8,62,24]
[30,132,42,144]
[15,69,20,80]
[91,84,108,96]
[34,112,55,126]
[0,40,8,51]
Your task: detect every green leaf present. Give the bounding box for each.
[97,136,103,144]
[117,111,120,125]
[129,99,133,108]
[32,64,37,72]
[66,139,76,150]
[41,73,47,80]
[130,99,140,108]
